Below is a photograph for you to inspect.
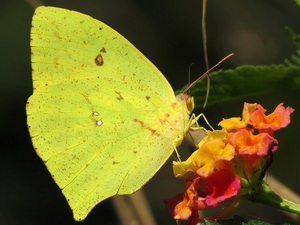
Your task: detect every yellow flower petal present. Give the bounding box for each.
[242,103,258,123]
[219,117,246,131]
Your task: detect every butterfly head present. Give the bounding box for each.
[177,93,194,114]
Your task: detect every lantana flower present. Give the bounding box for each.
[173,130,235,179]
[219,102,294,134]
[164,169,240,224]
[165,102,295,224]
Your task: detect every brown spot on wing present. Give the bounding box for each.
[115,91,124,100]
[100,47,106,53]
[133,119,160,136]
[147,127,159,136]
[159,113,170,125]
[133,118,145,128]
[95,54,104,66]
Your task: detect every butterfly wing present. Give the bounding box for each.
[27,6,191,220]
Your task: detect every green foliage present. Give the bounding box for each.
[192,64,300,108]
[181,64,300,109]
[178,28,300,109]
[284,27,300,66]
[196,216,290,225]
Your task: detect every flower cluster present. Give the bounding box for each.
[164,102,294,224]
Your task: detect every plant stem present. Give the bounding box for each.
[255,183,300,215]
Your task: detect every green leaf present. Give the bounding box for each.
[184,64,300,108]
[284,27,300,66]
[195,216,290,225]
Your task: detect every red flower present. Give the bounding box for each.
[205,169,241,207]
[165,169,240,224]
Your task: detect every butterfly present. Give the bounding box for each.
[27,6,196,220]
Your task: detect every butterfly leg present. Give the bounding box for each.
[172,142,182,162]
[189,113,214,132]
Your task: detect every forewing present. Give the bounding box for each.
[27,7,190,220]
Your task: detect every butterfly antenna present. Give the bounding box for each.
[182,53,234,95]
[187,62,199,94]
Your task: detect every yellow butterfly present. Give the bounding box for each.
[27,6,194,220]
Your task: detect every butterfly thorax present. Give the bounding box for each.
[164,93,194,147]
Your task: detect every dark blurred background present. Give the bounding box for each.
[1,0,300,224]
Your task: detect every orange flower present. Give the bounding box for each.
[219,103,294,135]
[229,128,277,156]
[249,103,295,133]
[164,181,206,223]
